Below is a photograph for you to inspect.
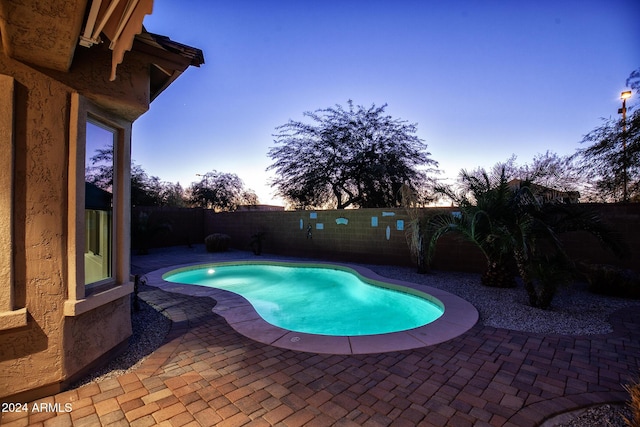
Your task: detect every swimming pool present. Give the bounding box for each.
[163,262,444,336]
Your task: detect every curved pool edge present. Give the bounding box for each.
[144,259,479,355]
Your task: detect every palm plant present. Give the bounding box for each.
[401,184,443,274]
[427,169,519,287]
[512,201,628,308]
[426,167,628,308]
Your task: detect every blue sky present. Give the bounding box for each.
[132,0,640,205]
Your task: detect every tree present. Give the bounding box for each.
[85,146,115,191]
[576,111,640,202]
[574,68,640,202]
[188,171,258,211]
[267,100,438,209]
[513,151,581,194]
[159,182,187,207]
[86,146,196,207]
[86,146,165,206]
[627,68,640,104]
[130,164,163,207]
[456,152,580,201]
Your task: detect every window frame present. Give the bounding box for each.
[84,117,116,288]
[65,93,133,316]
[0,74,28,330]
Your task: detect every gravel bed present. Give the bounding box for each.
[364,265,639,336]
[550,404,633,427]
[69,295,171,389]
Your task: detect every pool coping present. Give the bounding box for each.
[144,259,479,355]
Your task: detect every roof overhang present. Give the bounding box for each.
[0,0,203,94]
[0,0,87,72]
[133,30,205,101]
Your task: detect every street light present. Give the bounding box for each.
[618,90,632,202]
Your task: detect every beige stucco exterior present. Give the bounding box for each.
[0,45,131,402]
[0,2,202,402]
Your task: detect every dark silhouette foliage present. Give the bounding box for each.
[267,100,438,209]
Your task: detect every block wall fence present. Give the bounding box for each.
[209,208,494,271]
[133,204,640,273]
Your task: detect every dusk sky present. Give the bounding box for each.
[132,0,639,206]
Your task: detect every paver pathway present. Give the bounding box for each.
[2,247,638,426]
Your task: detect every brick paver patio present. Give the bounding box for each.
[2,246,638,426]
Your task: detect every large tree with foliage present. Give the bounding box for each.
[267,100,438,209]
[511,152,581,195]
[575,68,640,202]
[188,171,257,211]
[130,164,163,207]
[158,182,187,207]
[458,152,581,199]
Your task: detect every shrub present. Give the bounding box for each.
[205,233,231,252]
[580,264,640,299]
[249,231,265,255]
[624,378,640,427]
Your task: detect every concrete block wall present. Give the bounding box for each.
[134,204,640,273]
[207,208,413,266]
[204,208,488,271]
[132,206,204,250]
[560,203,640,271]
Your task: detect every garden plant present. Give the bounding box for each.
[422,168,628,309]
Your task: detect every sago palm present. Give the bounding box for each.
[427,168,628,308]
[427,168,519,288]
[513,200,628,308]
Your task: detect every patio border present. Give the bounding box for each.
[143,258,478,354]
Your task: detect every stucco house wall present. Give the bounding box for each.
[1,56,65,398]
[0,48,124,401]
[0,9,204,402]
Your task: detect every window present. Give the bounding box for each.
[84,120,115,286]
[65,94,133,316]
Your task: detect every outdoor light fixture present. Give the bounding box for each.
[618,91,632,114]
[619,90,632,202]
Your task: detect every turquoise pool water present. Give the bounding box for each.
[163,263,444,336]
